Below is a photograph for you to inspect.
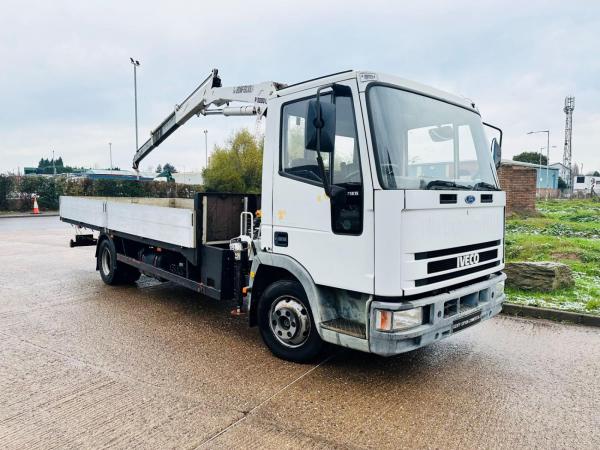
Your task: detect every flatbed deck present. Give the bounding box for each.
[60,193,260,301]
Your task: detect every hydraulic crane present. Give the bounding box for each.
[132,69,284,169]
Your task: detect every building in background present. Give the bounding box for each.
[497,161,537,214]
[549,162,570,182]
[498,160,560,202]
[79,169,155,181]
[573,175,597,194]
[19,168,203,185]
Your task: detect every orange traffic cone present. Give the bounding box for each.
[32,197,40,215]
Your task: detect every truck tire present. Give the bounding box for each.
[257,279,323,363]
[98,239,140,285]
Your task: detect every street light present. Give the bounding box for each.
[203,129,208,168]
[527,130,550,189]
[130,57,141,152]
[108,142,113,170]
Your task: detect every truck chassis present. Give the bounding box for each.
[61,193,259,303]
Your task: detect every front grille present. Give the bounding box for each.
[415,261,500,287]
[427,249,498,274]
[415,240,501,261]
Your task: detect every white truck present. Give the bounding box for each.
[60,69,507,362]
[573,175,597,194]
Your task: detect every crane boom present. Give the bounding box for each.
[133,68,284,169]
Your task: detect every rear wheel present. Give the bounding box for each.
[98,239,140,285]
[257,280,323,363]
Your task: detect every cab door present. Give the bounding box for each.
[271,80,375,294]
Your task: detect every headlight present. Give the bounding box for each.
[375,307,423,331]
[492,281,505,300]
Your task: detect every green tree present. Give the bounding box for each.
[592,171,600,177]
[155,164,162,173]
[558,177,567,190]
[513,152,547,165]
[202,129,263,193]
[163,163,177,173]
[34,156,81,174]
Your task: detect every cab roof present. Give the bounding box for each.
[275,70,478,113]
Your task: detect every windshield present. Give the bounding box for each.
[367,85,498,190]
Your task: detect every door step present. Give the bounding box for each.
[320,318,366,339]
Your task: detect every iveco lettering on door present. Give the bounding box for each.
[457,253,480,268]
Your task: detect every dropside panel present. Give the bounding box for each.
[106,202,195,248]
[59,196,196,248]
[60,196,106,229]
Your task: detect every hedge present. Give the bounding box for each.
[1,175,202,211]
[0,175,14,210]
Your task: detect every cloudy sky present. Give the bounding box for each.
[1,0,598,174]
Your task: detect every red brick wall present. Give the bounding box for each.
[497,164,536,214]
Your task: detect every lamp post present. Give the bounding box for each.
[203,129,208,168]
[108,142,113,170]
[527,130,550,188]
[130,58,141,152]
[542,145,558,187]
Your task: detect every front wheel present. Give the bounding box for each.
[257,280,323,363]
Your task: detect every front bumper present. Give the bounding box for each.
[368,273,506,356]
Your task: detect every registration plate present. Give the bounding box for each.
[452,310,481,332]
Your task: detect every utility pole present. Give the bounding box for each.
[527,130,550,189]
[130,58,141,152]
[52,149,56,176]
[108,142,113,170]
[203,129,208,168]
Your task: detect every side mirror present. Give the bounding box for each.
[491,137,501,168]
[305,100,336,153]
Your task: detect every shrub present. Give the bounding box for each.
[0,175,13,209]
[202,129,263,193]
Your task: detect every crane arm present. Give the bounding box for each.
[133,68,283,169]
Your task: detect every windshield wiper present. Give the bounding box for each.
[384,150,397,189]
[425,180,472,190]
[472,182,500,191]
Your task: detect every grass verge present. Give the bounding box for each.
[505,199,600,315]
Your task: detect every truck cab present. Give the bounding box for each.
[250,71,505,360]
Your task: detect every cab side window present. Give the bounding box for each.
[280,92,363,235]
[281,96,330,184]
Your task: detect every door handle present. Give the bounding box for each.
[274,232,288,247]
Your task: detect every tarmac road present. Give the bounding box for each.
[1,216,599,449]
